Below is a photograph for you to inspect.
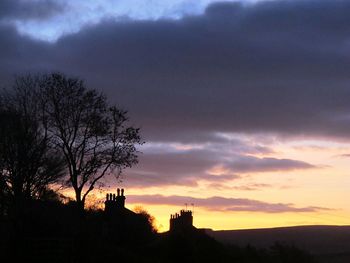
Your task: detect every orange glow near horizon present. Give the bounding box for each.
[59,137,350,232]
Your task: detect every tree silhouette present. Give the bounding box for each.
[40,73,142,210]
[0,76,65,216]
[134,206,158,233]
[0,168,8,216]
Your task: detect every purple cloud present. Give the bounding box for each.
[224,156,316,173]
[0,0,63,21]
[2,1,350,143]
[118,146,316,187]
[126,194,331,213]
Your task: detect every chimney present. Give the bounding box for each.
[116,188,126,208]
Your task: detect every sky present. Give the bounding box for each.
[1,0,350,232]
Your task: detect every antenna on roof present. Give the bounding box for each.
[191,203,194,214]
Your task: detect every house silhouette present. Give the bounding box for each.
[103,188,155,244]
[170,209,194,233]
[104,188,137,217]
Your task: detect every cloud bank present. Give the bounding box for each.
[1,0,350,143]
[0,0,63,21]
[127,194,331,213]
[122,146,315,187]
[0,1,343,217]
[0,0,261,41]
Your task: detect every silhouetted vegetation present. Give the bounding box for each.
[0,73,142,212]
[40,73,142,210]
[0,76,65,219]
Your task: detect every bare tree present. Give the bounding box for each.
[0,76,65,213]
[41,73,142,210]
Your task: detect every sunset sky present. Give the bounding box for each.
[1,0,350,232]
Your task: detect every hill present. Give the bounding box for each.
[206,225,350,263]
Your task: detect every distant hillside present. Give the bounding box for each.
[206,225,350,263]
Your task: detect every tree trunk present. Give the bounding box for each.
[74,188,85,213]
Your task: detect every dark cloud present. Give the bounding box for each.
[1,0,350,143]
[121,149,239,187]
[0,0,63,21]
[224,156,315,173]
[120,147,315,187]
[126,194,331,213]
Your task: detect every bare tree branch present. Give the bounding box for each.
[40,73,143,210]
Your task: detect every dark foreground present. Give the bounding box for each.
[207,225,350,263]
[0,200,325,262]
